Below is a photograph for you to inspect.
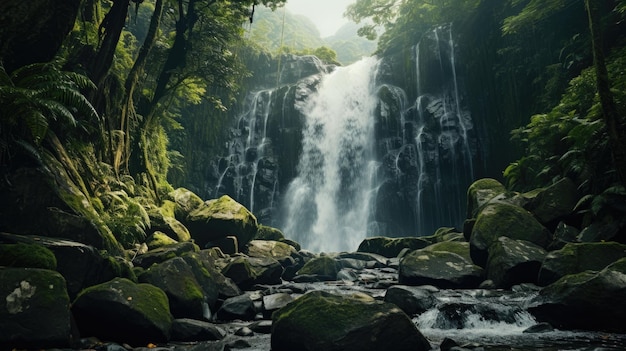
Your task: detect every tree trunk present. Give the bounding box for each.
[585,0,626,186]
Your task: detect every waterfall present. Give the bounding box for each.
[280,57,381,253]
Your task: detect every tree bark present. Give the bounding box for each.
[585,0,626,186]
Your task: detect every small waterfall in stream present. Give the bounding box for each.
[280,57,381,253]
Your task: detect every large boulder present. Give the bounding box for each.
[146,200,191,242]
[486,237,547,288]
[470,202,550,267]
[524,178,578,225]
[133,241,199,268]
[537,242,626,286]
[529,258,626,333]
[296,255,339,280]
[384,285,436,316]
[357,236,431,258]
[138,257,207,320]
[420,241,473,262]
[246,240,297,262]
[184,195,258,250]
[167,187,205,220]
[170,318,226,342]
[0,242,57,270]
[0,268,71,349]
[221,256,283,290]
[466,178,507,219]
[271,291,431,351]
[216,294,257,321]
[399,249,483,288]
[71,278,173,345]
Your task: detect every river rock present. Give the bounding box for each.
[384,285,436,315]
[194,250,242,299]
[537,241,626,286]
[0,268,71,349]
[216,294,257,321]
[470,202,550,267]
[296,255,339,280]
[548,221,580,250]
[221,256,283,289]
[357,236,431,257]
[246,239,297,263]
[486,236,547,288]
[170,318,226,342]
[399,249,484,288]
[184,195,258,250]
[524,178,578,225]
[529,257,626,332]
[466,178,507,219]
[138,257,207,319]
[271,290,431,351]
[71,277,173,345]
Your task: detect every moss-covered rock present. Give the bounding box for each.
[0,268,71,349]
[254,224,285,241]
[524,178,578,225]
[470,202,550,267]
[147,200,191,243]
[184,195,258,250]
[138,257,206,319]
[529,258,626,333]
[72,277,173,345]
[466,178,507,219]
[537,242,626,286]
[271,290,431,351]
[420,241,472,262]
[221,256,283,290]
[167,187,205,220]
[133,241,199,268]
[0,243,57,269]
[399,249,484,288]
[486,236,547,288]
[357,236,431,258]
[296,255,339,279]
[246,240,297,261]
[146,231,179,250]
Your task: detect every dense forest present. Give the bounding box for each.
[1,0,626,251]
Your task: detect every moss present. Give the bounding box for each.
[466,178,507,218]
[421,241,471,262]
[0,243,57,270]
[297,256,337,277]
[146,231,178,250]
[255,225,285,241]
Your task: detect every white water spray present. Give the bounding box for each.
[280,57,381,252]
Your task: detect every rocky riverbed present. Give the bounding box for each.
[2,179,626,350]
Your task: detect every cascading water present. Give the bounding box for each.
[279,57,381,253]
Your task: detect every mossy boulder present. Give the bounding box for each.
[147,200,191,243]
[470,202,550,267]
[529,258,626,333]
[0,268,71,349]
[0,243,57,269]
[138,257,206,319]
[146,231,178,250]
[399,249,484,288]
[254,225,285,241]
[72,277,173,345]
[133,241,199,268]
[296,255,339,280]
[524,178,578,225]
[537,242,626,286]
[271,291,431,351]
[357,236,431,258]
[221,256,284,290]
[486,237,547,288]
[167,187,205,220]
[420,241,472,262]
[184,195,258,250]
[466,178,507,219]
[246,240,297,262]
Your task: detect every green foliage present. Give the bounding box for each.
[100,189,151,248]
[502,0,570,35]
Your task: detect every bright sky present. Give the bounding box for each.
[284,0,356,37]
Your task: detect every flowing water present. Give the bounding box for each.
[279,57,381,253]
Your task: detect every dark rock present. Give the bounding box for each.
[384,285,436,315]
[420,241,473,262]
[399,249,483,288]
[529,257,626,332]
[71,277,173,346]
[146,200,191,243]
[262,293,293,313]
[523,322,554,333]
[0,242,57,269]
[221,256,284,290]
[246,240,297,262]
[254,225,285,241]
[466,178,507,219]
[0,268,71,349]
[525,178,578,225]
[133,241,199,268]
[537,242,626,286]
[138,257,207,319]
[577,221,622,243]
[249,320,273,334]
[207,236,239,254]
[216,294,256,321]
[547,222,580,250]
[357,236,431,257]
[470,203,550,267]
[435,302,523,329]
[441,337,460,351]
[486,237,547,288]
[271,290,431,351]
[167,187,205,220]
[171,318,226,342]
